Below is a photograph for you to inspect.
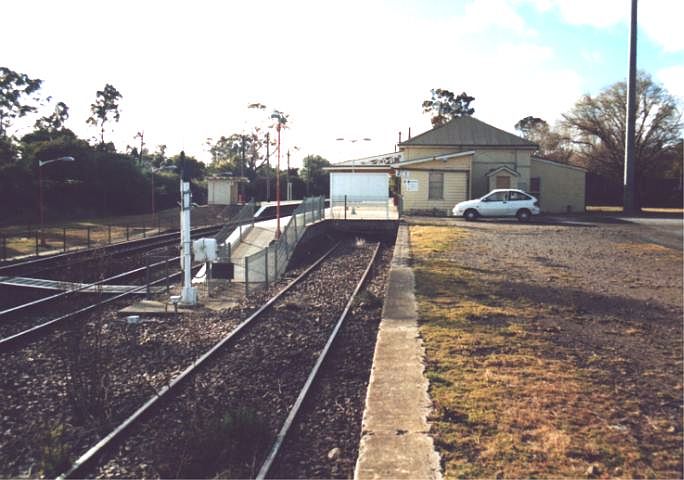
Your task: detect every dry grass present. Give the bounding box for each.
[411,225,682,479]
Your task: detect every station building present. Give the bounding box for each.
[327,116,586,215]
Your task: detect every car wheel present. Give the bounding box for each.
[464,209,478,221]
[516,209,531,222]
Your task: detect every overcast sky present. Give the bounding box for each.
[4,0,683,168]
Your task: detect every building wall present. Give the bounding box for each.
[471,149,533,197]
[208,179,234,205]
[399,155,471,214]
[399,146,535,198]
[530,158,586,213]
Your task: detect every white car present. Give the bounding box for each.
[452,189,540,222]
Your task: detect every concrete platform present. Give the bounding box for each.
[355,223,442,480]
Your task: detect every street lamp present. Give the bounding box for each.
[271,110,288,239]
[336,137,372,173]
[38,156,75,247]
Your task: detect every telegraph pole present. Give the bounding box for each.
[265,132,270,202]
[623,0,638,213]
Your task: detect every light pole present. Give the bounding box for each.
[38,156,75,247]
[271,110,288,239]
[336,137,372,173]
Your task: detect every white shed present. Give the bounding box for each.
[207,176,240,205]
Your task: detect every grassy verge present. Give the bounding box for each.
[411,225,681,479]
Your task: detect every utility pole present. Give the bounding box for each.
[266,132,270,202]
[135,131,144,165]
[286,149,291,201]
[623,0,638,213]
[240,135,246,203]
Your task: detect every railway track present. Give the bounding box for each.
[0,257,195,351]
[0,236,387,478]
[47,239,381,478]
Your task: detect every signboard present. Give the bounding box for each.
[404,179,419,192]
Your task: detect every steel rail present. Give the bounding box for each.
[256,242,381,479]
[58,241,342,479]
[0,265,197,351]
[0,255,183,320]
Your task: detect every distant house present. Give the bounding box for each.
[326,116,586,214]
[207,176,242,205]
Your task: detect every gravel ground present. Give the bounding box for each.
[0,235,360,479]
[409,216,683,478]
[268,245,392,479]
[90,239,379,478]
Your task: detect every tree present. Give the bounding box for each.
[422,89,475,127]
[514,116,572,163]
[562,72,682,203]
[0,67,42,137]
[301,154,331,195]
[86,84,122,146]
[34,101,69,139]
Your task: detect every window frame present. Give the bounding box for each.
[428,171,444,200]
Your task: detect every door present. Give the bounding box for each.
[495,175,511,189]
[478,190,509,216]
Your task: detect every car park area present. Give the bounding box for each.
[408,215,683,478]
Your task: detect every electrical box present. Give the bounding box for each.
[193,238,218,263]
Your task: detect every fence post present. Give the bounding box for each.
[126,225,130,241]
[293,213,298,240]
[145,255,151,298]
[63,228,67,253]
[108,225,112,244]
[2,235,6,261]
[35,231,39,256]
[87,227,91,249]
[264,249,269,287]
[244,256,249,296]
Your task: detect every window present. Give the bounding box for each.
[483,191,508,202]
[509,191,531,201]
[530,177,541,201]
[495,175,511,189]
[428,172,444,200]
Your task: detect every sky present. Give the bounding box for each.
[3,0,683,169]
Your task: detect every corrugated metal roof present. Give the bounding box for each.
[331,152,403,167]
[400,116,538,148]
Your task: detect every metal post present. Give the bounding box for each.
[165,257,170,293]
[63,228,67,253]
[623,0,638,213]
[145,256,151,298]
[126,225,130,241]
[275,244,279,279]
[264,249,269,287]
[35,231,39,256]
[245,256,249,296]
[108,225,112,244]
[293,212,298,239]
[87,227,91,249]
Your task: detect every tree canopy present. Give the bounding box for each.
[0,67,42,137]
[562,72,681,182]
[422,89,475,127]
[87,83,122,146]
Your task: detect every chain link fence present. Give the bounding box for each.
[243,196,324,294]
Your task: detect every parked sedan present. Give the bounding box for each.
[452,189,540,221]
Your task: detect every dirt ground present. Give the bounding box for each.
[408,216,683,479]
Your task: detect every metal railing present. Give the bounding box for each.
[213,200,256,246]
[243,196,324,294]
[327,195,398,220]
